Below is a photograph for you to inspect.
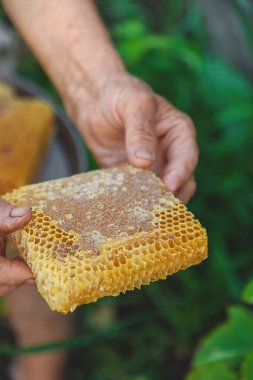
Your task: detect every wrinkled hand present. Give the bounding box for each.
[0,199,34,296]
[67,72,198,203]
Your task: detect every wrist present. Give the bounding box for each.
[58,49,126,114]
[4,0,126,106]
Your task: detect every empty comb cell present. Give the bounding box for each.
[4,165,208,313]
[0,96,54,195]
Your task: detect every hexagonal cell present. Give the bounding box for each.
[3,165,207,312]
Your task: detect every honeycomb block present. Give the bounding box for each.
[0,93,54,195]
[0,82,15,115]
[0,82,15,100]
[3,165,208,313]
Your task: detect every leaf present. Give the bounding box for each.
[215,103,253,126]
[186,362,237,380]
[241,350,253,380]
[242,279,253,304]
[113,19,147,39]
[193,306,253,367]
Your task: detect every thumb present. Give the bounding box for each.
[0,256,34,289]
[123,95,157,168]
[0,198,31,234]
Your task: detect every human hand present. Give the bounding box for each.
[0,199,34,296]
[2,0,198,202]
[67,72,198,204]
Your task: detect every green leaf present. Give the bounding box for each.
[193,306,253,367]
[241,350,253,380]
[215,103,253,126]
[186,362,237,380]
[113,19,147,39]
[242,279,253,304]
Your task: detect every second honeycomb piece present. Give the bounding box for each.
[0,98,54,195]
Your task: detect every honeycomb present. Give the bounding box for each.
[0,82,15,115]
[3,165,208,313]
[0,84,54,195]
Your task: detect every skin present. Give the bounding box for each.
[0,0,199,295]
[1,1,199,379]
[0,200,34,296]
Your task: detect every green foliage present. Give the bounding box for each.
[242,279,253,304]
[0,313,149,356]
[188,278,253,379]
[186,363,237,380]
[193,306,253,366]
[241,351,253,380]
[72,3,253,375]
[0,3,5,19]
[101,8,253,362]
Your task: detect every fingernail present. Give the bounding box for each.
[9,207,31,218]
[135,150,154,161]
[165,171,178,192]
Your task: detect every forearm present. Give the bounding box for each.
[3,0,125,101]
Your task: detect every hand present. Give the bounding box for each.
[67,72,198,204]
[0,199,34,296]
[2,0,198,202]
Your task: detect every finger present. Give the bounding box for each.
[176,177,197,204]
[154,137,166,176]
[0,285,20,297]
[0,237,6,256]
[0,198,32,234]
[162,123,199,193]
[0,256,33,287]
[123,94,158,168]
[0,281,36,297]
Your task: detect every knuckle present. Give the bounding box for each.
[181,114,194,129]
[187,156,198,176]
[182,113,194,126]
[138,93,157,111]
[190,143,199,170]
[175,112,195,133]
[131,114,155,132]
[129,76,153,93]
[128,127,156,144]
[66,102,84,128]
[179,136,199,171]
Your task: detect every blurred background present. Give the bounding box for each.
[0,1,253,379]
